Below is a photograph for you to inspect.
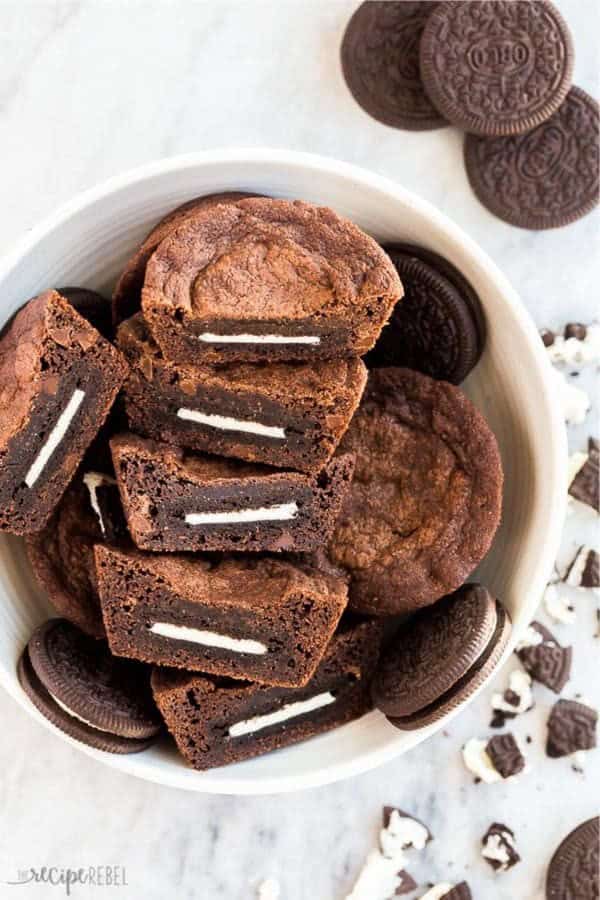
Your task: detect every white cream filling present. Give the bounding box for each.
[185,502,298,525]
[149,622,267,655]
[549,367,590,425]
[546,324,600,366]
[482,832,513,869]
[380,809,429,856]
[24,389,86,487]
[345,849,408,900]
[228,691,336,738]
[48,689,107,732]
[177,407,286,440]
[565,545,596,587]
[462,738,501,783]
[544,584,576,624]
[83,470,117,535]
[198,332,321,345]
[515,625,544,652]
[419,885,454,900]
[492,670,534,715]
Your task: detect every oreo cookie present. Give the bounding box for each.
[340,2,447,130]
[546,817,599,900]
[18,619,161,753]
[372,584,511,730]
[366,244,485,383]
[464,87,599,230]
[420,0,574,137]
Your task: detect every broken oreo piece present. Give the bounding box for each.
[569,443,599,513]
[516,621,572,693]
[381,807,432,854]
[546,699,598,759]
[546,817,599,900]
[490,670,534,728]
[366,244,485,384]
[565,546,600,590]
[482,823,520,873]
[18,619,161,753]
[486,733,526,780]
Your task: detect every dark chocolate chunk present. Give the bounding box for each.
[482,823,520,872]
[340,2,447,131]
[396,870,417,895]
[486,733,525,779]
[546,699,598,758]
[565,323,588,341]
[421,1,574,137]
[366,244,485,384]
[464,87,600,230]
[444,884,472,900]
[516,621,572,693]
[546,817,599,900]
[540,328,555,347]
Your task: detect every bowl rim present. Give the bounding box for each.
[0,148,567,794]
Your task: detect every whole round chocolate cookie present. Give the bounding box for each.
[420,0,574,137]
[546,817,599,900]
[465,86,600,230]
[366,244,485,383]
[372,585,511,729]
[341,2,447,130]
[58,286,112,339]
[19,619,162,752]
[111,191,258,325]
[329,368,503,616]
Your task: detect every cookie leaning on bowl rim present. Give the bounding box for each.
[372,584,511,730]
[18,619,162,753]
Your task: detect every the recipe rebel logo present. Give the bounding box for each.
[4,866,128,895]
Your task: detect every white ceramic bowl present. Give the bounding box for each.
[0,149,566,794]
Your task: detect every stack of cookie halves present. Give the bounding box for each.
[1,194,504,769]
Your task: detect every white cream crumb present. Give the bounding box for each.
[544,584,576,625]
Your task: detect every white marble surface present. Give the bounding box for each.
[0,2,598,898]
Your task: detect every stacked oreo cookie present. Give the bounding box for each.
[342,1,599,230]
[2,193,507,770]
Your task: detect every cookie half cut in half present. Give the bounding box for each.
[141,197,403,365]
[110,433,355,553]
[0,290,128,534]
[151,616,383,770]
[117,314,366,475]
[94,546,349,688]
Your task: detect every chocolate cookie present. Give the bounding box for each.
[546,817,599,900]
[18,619,161,753]
[151,616,382,770]
[465,87,600,230]
[366,244,485,383]
[111,433,355,553]
[330,368,503,615]
[141,197,402,365]
[340,2,446,131]
[59,286,112,340]
[26,467,127,637]
[420,0,574,137]
[95,545,348,688]
[482,823,520,872]
[0,291,128,534]
[372,584,511,729]
[111,192,257,325]
[117,314,367,476]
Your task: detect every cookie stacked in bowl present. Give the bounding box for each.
[0,193,507,771]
